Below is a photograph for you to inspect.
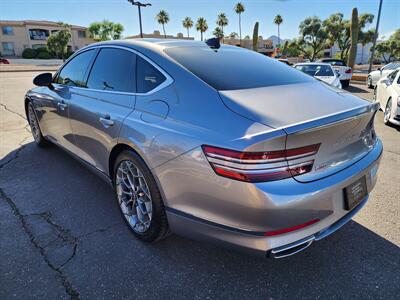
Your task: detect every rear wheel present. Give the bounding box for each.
[27,102,50,147]
[383,99,392,125]
[341,80,350,88]
[113,150,170,242]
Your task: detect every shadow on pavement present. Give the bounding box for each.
[1,142,399,299]
[345,84,369,93]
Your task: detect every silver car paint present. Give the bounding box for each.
[26,39,382,256]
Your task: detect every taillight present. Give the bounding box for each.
[345,68,352,74]
[202,144,320,182]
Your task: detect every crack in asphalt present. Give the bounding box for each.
[0,102,27,120]
[0,188,80,299]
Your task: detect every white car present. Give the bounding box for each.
[375,68,400,126]
[317,59,352,88]
[368,62,400,88]
[294,63,342,89]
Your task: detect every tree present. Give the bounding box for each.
[47,22,71,61]
[88,20,124,41]
[234,2,245,45]
[359,29,375,63]
[182,17,193,38]
[228,32,238,39]
[243,35,250,40]
[216,13,228,42]
[196,17,208,41]
[213,27,224,40]
[274,14,283,46]
[347,8,359,68]
[376,39,400,63]
[297,16,328,61]
[252,22,259,51]
[156,10,169,38]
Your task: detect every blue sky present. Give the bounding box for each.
[1,0,399,40]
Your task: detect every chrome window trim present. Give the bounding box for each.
[58,44,174,96]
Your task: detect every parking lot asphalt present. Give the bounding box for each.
[1,72,399,299]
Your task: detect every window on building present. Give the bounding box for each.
[2,26,13,35]
[32,44,46,49]
[78,30,86,38]
[2,42,15,56]
[29,29,50,40]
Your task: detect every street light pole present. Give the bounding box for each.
[127,0,152,38]
[368,0,383,74]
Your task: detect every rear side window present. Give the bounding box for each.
[137,56,166,93]
[56,49,95,87]
[323,60,346,66]
[87,48,136,93]
[165,46,313,90]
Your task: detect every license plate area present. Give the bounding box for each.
[344,176,367,210]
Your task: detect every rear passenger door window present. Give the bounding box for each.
[55,49,95,87]
[87,48,136,93]
[137,56,166,93]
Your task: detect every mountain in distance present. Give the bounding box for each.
[267,35,291,46]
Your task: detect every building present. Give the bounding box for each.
[223,36,274,56]
[323,43,374,64]
[0,20,95,57]
[125,30,194,40]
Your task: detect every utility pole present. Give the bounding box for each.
[127,0,152,38]
[368,0,383,74]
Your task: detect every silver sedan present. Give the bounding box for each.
[25,39,382,258]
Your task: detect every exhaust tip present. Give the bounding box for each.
[269,236,314,259]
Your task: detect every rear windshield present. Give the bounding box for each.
[322,59,346,66]
[164,46,313,90]
[295,64,334,76]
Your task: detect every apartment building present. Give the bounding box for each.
[125,30,194,40]
[0,20,95,57]
[223,36,274,56]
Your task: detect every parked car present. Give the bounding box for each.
[374,68,400,126]
[368,62,400,88]
[0,58,10,64]
[317,58,352,88]
[294,63,342,89]
[26,40,382,258]
[277,58,293,66]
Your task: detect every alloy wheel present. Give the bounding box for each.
[384,100,392,124]
[115,160,153,233]
[28,104,41,142]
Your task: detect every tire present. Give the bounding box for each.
[113,150,170,242]
[341,80,350,88]
[383,99,392,125]
[367,76,373,89]
[27,102,50,147]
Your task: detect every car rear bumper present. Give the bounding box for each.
[161,138,382,257]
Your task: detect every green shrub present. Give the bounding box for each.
[22,48,37,59]
[37,51,52,59]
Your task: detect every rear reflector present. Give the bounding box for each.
[264,218,320,236]
[202,144,320,182]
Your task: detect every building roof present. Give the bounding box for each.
[0,20,87,30]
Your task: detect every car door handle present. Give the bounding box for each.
[57,102,68,111]
[99,114,114,127]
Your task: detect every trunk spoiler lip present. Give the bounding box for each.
[281,102,379,135]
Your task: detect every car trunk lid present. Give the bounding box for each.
[219,81,378,182]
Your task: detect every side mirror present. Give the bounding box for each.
[33,73,54,89]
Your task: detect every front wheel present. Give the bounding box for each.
[383,99,392,125]
[113,150,170,242]
[27,102,50,147]
[367,76,373,89]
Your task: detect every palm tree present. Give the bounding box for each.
[182,17,193,38]
[216,13,228,42]
[196,17,208,41]
[273,14,283,46]
[234,2,245,45]
[156,10,169,38]
[213,27,224,40]
[229,32,238,40]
